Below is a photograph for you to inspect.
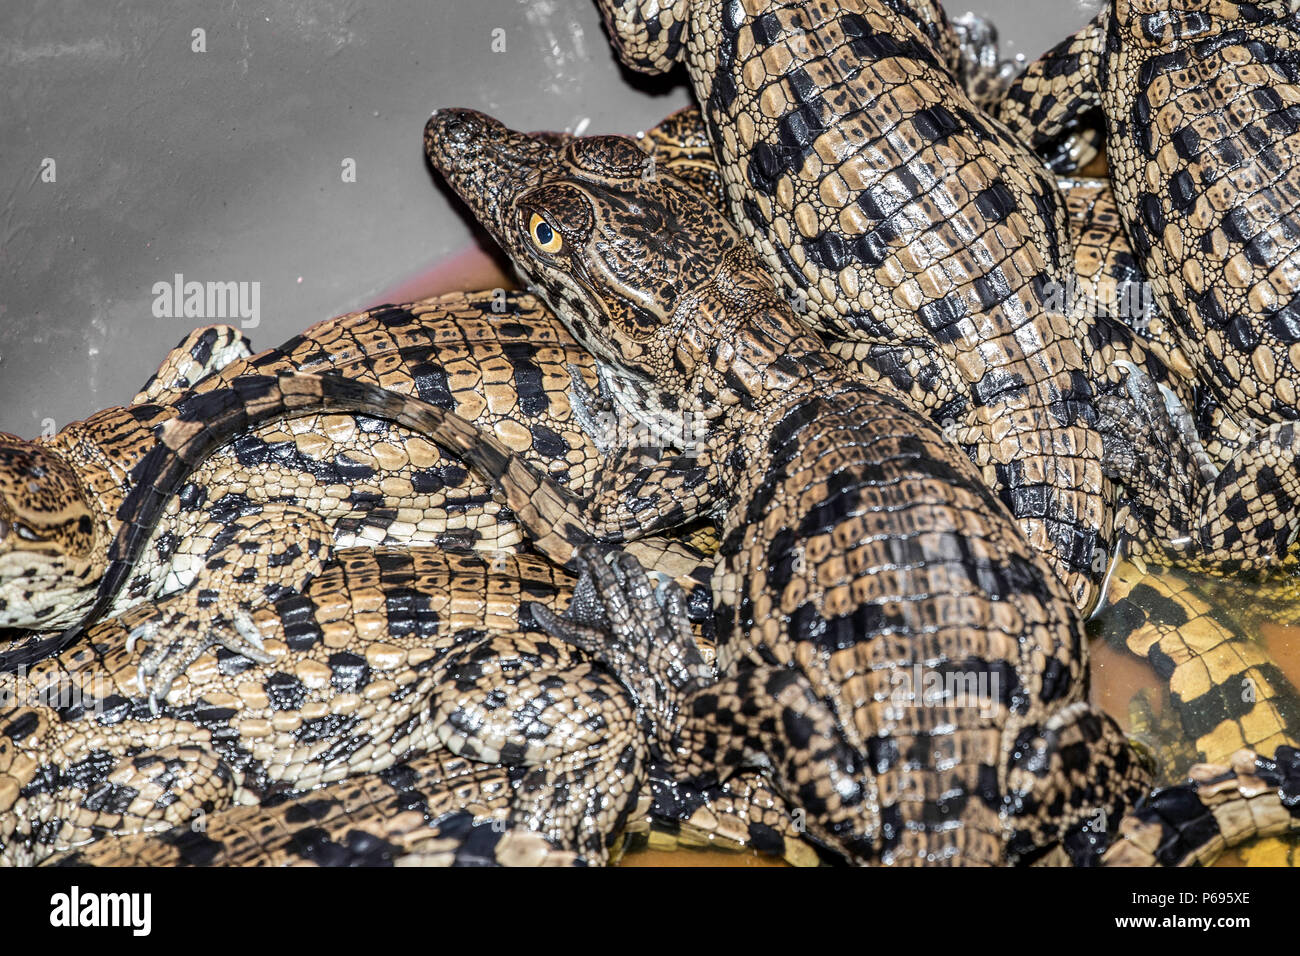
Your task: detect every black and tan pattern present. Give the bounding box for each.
[0,292,724,697]
[1003,0,1300,573]
[0,545,810,867]
[0,362,607,694]
[0,547,646,866]
[638,108,1300,770]
[1004,0,1300,428]
[51,751,586,867]
[595,0,1111,610]
[1052,176,1300,773]
[420,107,1300,865]
[0,291,596,627]
[1095,558,1300,765]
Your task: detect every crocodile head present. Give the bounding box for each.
[426,108,825,439]
[0,435,102,630]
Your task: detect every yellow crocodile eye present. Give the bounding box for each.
[529,213,563,253]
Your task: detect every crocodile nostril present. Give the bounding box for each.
[440,111,472,144]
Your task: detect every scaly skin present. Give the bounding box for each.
[0,291,715,698]
[423,107,1300,865]
[594,0,1109,611]
[1002,0,1300,574]
[638,106,1300,771]
[49,751,589,867]
[0,547,642,867]
[1,545,811,867]
[0,366,625,694]
[0,293,593,631]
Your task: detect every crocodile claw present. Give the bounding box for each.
[566,362,618,453]
[530,545,711,721]
[130,606,275,706]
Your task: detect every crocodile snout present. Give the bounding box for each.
[425,108,559,239]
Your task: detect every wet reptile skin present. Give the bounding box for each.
[1002,0,1300,573]
[595,0,1110,611]
[0,291,716,698]
[0,548,635,866]
[0,546,810,867]
[640,106,1300,767]
[424,107,1300,865]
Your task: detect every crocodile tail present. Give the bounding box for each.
[999,13,1106,153]
[0,371,592,673]
[1095,559,1300,771]
[47,751,590,867]
[1103,746,1300,866]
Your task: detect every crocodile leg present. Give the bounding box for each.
[535,546,941,866]
[1101,367,1300,570]
[124,504,334,704]
[425,628,646,861]
[1005,701,1154,866]
[1,546,658,866]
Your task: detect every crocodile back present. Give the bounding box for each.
[602,0,1109,609]
[715,371,1085,864]
[1098,0,1300,425]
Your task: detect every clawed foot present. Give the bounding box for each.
[529,545,713,731]
[567,363,619,454]
[128,605,274,709]
[1096,365,1212,496]
[950,12,1025,109]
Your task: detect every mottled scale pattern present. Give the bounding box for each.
[50,752,576,867]
[639,110,1300,773]
[707,375,1101,864]
[2,291,716,703]
[1008,11,1300,576]
[1,541,816,867]
[1063,175,1199,402]
[0,548,631,865]
[1095,559,1300,764]
[1059,174,1300,771]
[426,106,1300,865]
[1005,0,1300,428]
[599,0,1108,610]
[427,109,1199,865]
[3,291,600,632]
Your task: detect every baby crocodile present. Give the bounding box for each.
[0,291,714,697]
[1,545,808,867]
[0,547,640,866]
[595,0,1108,610]
[639,106,1300,765]
[1002,0,1300,573]
[425,107,1300,865]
